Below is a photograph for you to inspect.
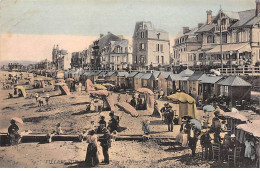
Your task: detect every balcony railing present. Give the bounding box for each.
[215,25,228,32]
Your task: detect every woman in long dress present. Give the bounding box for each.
[85,130,99,167]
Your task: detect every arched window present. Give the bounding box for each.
[207,35,215,43]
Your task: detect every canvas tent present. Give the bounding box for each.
[167,92,196,124]
[14,86,27,97]
[59,85,70,95]
[136,88,154,111]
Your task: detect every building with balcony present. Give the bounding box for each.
[174,0,260,69]
[172,25,203,67]
[89,32,132,70]
[132,21,170,71]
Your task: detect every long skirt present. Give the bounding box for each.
[85,143,99,167]
[176,133,188,147]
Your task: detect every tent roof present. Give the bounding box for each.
[167,92,196,103]
[135,73,145,78]
[106,72,116,77]
[217,76,251,86]
[140,73,152,80]
[127,72,139,78]
[188,71,205,81]
[236,120,260,138]
[200,75,223,84]
[117,72,128,77]
[167,73,183,81]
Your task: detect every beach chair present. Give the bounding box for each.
[212,143,221,161]
[228,147,242,167]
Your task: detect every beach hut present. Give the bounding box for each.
[166,73,182,95]
[217,76,251,107]
[133,73,145,90]
[167,92,196,124]
[179,69,194,93]
[140,73,153,90]
[105,72,117,84]
[126,72,139,89]
[136,88,154,111]
[187,71,205,99]
[199,75,223,101]
[117,72,128,87]
[157,72,172,96]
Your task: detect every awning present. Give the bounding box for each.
[207,43,251,54]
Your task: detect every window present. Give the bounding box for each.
[207,35,215,43]
[117,56,120,63]
[140,55,145,64]
[156,44,160,51]
[161,56,164,64]
[222,33,227,43]
[160,44,163,52]
[157,56,160,63]
[140,43,145,50]
[141,32,145,38]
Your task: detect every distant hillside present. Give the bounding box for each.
[0,60,39,66]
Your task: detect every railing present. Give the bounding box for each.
[217,66,260,75]
[215,25,228,32]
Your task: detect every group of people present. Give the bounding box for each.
[129,94,147,110]
[85,111,119,167]
[35,93,50,106]
[160,103,178,132]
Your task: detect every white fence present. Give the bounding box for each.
[217,66,260,76]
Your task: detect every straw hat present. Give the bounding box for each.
[231,134,236,138]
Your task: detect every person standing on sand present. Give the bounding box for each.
[100,128,111,165]
[85,130,99,167]
[117,94,121,102]
[8,120,20,146]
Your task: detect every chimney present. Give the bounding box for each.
[183,27,190,34]
[206,10,212,24]
[256,0,260,16]
[100,34,104,38]
[198,23,204,29]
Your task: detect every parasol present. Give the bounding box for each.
[137,88,154,95]
[115,102,139,117]
[11,117,24,124]
[93,84,107,90]
[203,105,215,112]
[190,119,202,130]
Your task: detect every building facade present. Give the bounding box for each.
[174,1,260,68]
[132,21,170,70]
[52,45,71,70]
[89,32,132,71]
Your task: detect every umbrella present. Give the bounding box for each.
[231,108,239,113]
[203,105,215,112]
[11,117,23,124]
[137,88,154,95]
[90,90,109,96]
[167,92,195,103]
[93,84,107,90]
[190,119,202,130]
[115,102,139,117]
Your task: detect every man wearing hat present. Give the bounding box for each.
[108,111,118,133]
[165,108,174,132]
[100,128,111,164]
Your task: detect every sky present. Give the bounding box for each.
[0,0,256,63]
